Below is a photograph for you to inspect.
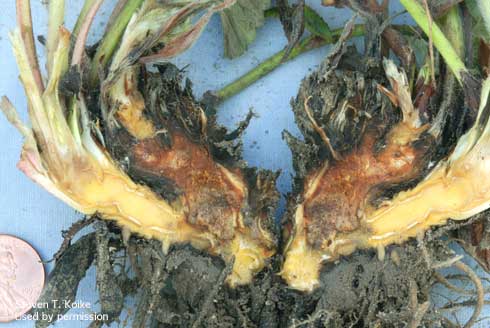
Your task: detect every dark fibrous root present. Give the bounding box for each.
[93,222,125,326]
[45,215,97,263]
[36,213,490,328]
[132,240,168,328]
[191,258,234,328]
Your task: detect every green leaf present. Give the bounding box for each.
[263,5,333,42]
[406,35,428,67]
[304,5,333,43]
[466,0,490,42]
[476,0,490,38]
[464,0,490,69]
[220,0,271,58]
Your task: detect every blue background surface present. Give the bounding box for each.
[0,1,488,327]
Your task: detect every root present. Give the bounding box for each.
[417,233,432,267]
[227,297,254,328]
[441,317,460,328]
[303,96,341,160]
[289,309,334,328]
[439,299,490,312]
[444,274,490,285]
[433,272,475,296]
[147,255,168,324]
[408,279,418,311]
[126,237,142,280]
[431,252,485,328]
[191,258,234,328]
[408,279,431,328]
[410,302,430,328]
[431,255,464,270]
[452,261,485,328]
[428,214,483,241]
[132,241,168,328]
[414,238,487,328]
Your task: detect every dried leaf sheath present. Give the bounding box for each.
[2,20,277,286]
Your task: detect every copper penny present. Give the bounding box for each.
[0,235,45,322]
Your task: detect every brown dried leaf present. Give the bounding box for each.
[455,212,490,272]
[480,39,490,76]
[140,10,214,61]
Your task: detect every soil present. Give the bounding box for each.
[31,217,469,328]
[144,235,451,328]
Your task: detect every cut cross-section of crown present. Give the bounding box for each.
[281,49,490,292]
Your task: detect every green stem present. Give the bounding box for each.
[400,0,467,83]
[89,0,144,86]
[437,5,464,58]
[264,7,279,18]
[73,0,98,39]
[16,0,44,91]
[47,0,65,76]
[214,25,365,101]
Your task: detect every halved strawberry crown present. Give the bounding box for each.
[282,64,490,291]
[1,0,278,288]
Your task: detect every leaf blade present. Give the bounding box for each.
[220,0,271,58]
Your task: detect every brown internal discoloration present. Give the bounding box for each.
[303,124,429,248]
[132,131,246,241]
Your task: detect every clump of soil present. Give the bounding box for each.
[141,237,452,328]
[34,218,464,328]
